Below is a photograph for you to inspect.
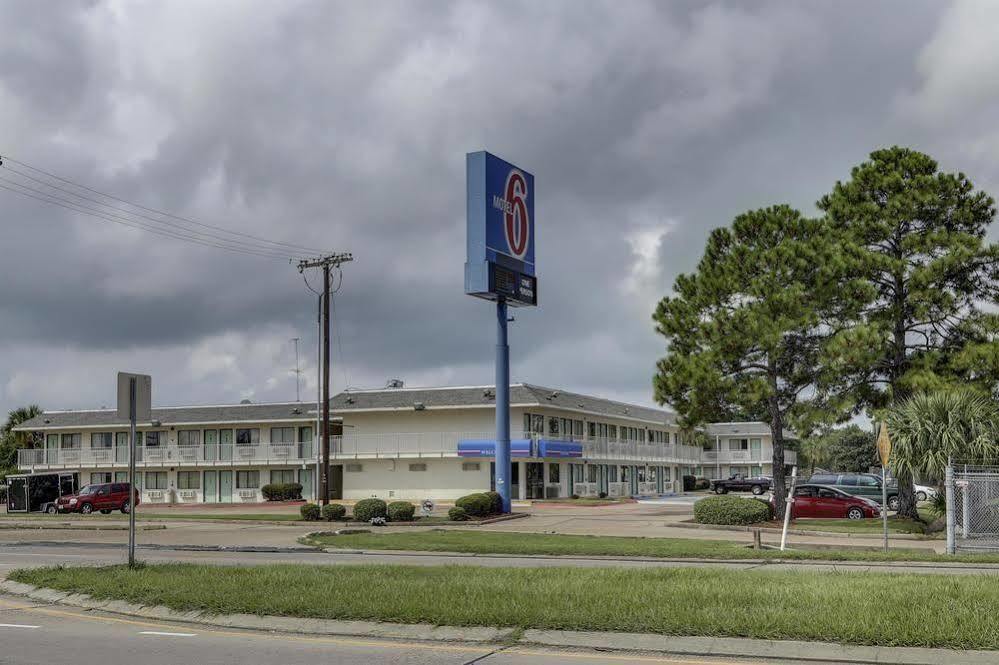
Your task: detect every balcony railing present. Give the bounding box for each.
[329,431,703,463]
[18,443,312,468]
[701,449,797,465]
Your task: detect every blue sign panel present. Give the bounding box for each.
[537,440,583,458]
[465,151,537,307]
[457,439,533,457]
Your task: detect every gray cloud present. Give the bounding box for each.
[0,0,977,416]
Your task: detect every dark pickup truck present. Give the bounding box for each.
[709,474,772,496]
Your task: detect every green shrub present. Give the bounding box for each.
[322,503,346,521]
[262,483,303,501]
[751,497,774,520]
[682,475,697,491]
[694,477,710,490]
[387,501,415,522]
[448,506,469,521]
[485,491,503,514]
[353,498,387,522]
[455,492,493,517]
[299,503,320,521]
[694,495,771,525]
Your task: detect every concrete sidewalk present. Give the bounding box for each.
[2,580,993,664]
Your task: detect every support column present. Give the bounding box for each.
[495,299,511,512]
[518,461,527,501]
[542,461,549,499]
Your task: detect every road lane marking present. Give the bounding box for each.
[139,630,197,637]
[0,623,41,629]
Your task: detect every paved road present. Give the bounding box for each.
[0,542,996,577]
[0,593,822,665]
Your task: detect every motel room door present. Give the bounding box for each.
[526,462,545,500]
[218,470,233,503]
[203,471,218,503]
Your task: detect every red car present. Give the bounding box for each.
[780,483,882,520]
[56,482,139,515]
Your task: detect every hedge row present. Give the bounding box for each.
[693,495,772,525]
[261,483,303,501]
[298,499,417,522]
[454,491,504,518]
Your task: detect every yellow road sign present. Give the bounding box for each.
[877,422,892,467]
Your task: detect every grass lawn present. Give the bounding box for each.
[11,562,999,649]
[305,529,992,563]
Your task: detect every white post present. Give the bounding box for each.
[780,466,797,552]
[881,465,888,553]
[518,461,527,501]
[945,460,955,555]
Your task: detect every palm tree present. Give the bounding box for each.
[0,404,43,473]
[885,389,999,492]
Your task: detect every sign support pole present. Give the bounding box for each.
[495,298,511,513]
[780,466,797,551]
[882,465,889,552]
[127,377,137,569]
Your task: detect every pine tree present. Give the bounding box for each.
[818,147,999,518]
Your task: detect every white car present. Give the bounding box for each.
[914,484,937,502]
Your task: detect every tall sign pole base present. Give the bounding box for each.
[495,298,511,514]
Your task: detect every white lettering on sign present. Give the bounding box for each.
[492,195,513,214]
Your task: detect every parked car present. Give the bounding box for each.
[56,482,138,515]
[914,484,938,502]
[710,474,772,496]
[779,484,882,520]
[807,472,899,510]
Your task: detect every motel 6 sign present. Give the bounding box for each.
[465,151,537,307]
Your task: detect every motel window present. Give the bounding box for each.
[531,415,544,434]
[60,433,81,449]
[462,462,481,472]
[91,432,113,448]
[236,471,260,488]
[236,428,259,446]
[587,422,596,439]
[637,467,647,482]
[587,465,598,483]
[548,417,559,436]
[46,434,58,449]
[729,438,749,451]
[573,420,583,437]
[599,423,608,439]
[663,467,672,482]
[571,464,584,483]
[345,463,363,473]
[115,471,128,483]
[523,414,531,434]
[177,430,201,447]
[270,469,295,485]
[145,431,162,447]
[177,471,200,490]
[608,425,617,441]
[115,432,129,447]
[560,418,570,438]
[409,463,427,472]
[90,472,111,484]
[145,472,167,490]
[298,426,313,442]
[548,464,560,484]
[270,427,295,444]
[621,467,630,483]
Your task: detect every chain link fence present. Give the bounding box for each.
[946,464,999,553]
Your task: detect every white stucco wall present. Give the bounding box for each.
[341,458,492,501]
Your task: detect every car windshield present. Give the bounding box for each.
[79,485,97,495]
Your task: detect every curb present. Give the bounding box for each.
[666,520,937,542]
[1,579,995,664]
[0,522,167,532]
[0,541,321,554]
[313,547,999,571]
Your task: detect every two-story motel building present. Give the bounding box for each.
[11,383,794,505]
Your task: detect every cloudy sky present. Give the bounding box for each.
[1,0,996,416]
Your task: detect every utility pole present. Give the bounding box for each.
[291,337,302,402]
[298,253,352,506]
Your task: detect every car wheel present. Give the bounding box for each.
[847,507,865,520]
[751,485,764,495]
[80,503,93,515]
[916,491,927,502]
[46,504,57,515]
[887,496,899,511]
[100,509,112,515]
[120,501,130,514]
[714,486,727,495]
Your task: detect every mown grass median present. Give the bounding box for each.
[10,562,999,649]
[305,529,993,563]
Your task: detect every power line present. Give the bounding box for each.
[0,175,301,259]
[0,179,296,260]
[0,168,320,257]
[0,154,329,255]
